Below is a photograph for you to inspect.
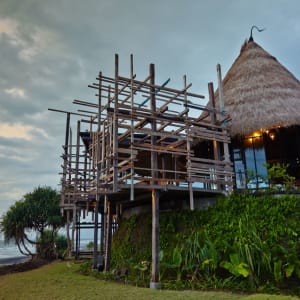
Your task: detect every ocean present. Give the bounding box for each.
[0,239,32,266]
[0,223,95,266]
[0,238,94,266]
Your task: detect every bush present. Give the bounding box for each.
[36,230,68,259]
[110,194,300,293]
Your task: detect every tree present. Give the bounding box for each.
[0,186,66,259]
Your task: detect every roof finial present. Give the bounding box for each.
[249,25,265,42]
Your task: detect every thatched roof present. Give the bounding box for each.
[212,39,300,137]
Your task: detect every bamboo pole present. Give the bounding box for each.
[130,54,135,201]
[113,54,119,192]
[62,113,72,256]
[217,64,232,193]
[104,200,112,272]
[183,75,194,210]
[209,82,220,191]
[75,121,80,193]
[93,72,102,269]
[149,63,160,289]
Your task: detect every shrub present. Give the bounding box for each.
[110,194,300,293]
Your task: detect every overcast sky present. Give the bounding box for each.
[1,0,300,215]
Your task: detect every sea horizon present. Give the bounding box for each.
[0,238,94,266]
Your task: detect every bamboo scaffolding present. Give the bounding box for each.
[49,54,234,282]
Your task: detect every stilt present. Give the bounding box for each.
[104,200,112,272]
[93,200,99,270]
[149,63,161,289]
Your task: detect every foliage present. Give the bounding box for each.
[36,230,68,259]
[55,233,68,258]
[245,162,296,191]
[264,163,296,190]
[0,186,65,259]
[110,194,300,294]
[221,253,250,278]
[86,241,94,250]
[111,214,152,271]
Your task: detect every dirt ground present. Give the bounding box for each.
[0,258,51,276]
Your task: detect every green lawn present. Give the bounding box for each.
[0,261,298,300]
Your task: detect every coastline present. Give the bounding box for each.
[0,256,50,276]
[0,255,31,267]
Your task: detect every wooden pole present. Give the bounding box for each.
[209,82,221,190]
[71,205,75,255]
[113,54,119,192]
[74,121,80,259]
[217,64,232,193]
[149,63,160,289]
[104,200,112,272]
[66,210,71,257]
[184,75,194,210]
[100,212,104,254]
[217,64,230,161]
[93,72,102,269]
[63,113,72,256]
[130,54,135,201]
[208,82,220,161]
[75,209,79,258]
[75,121,80,193]
[93,200,99,269]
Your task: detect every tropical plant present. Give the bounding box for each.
[110,194,300,293]
[86,241,94,250]
[0,201,34,256]
[264,163,295,190]
[36,230,68,259]
[0,186,65,259]
[221,253,250,278]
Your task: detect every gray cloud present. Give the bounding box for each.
[1,0,300,213]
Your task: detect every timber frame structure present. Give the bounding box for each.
[50,54,233,286]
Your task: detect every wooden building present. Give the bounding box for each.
[207,35,300,189]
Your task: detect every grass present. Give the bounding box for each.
[0,261,299,300]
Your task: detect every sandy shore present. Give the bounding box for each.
[0,256,31,266]
[0,256,50,276]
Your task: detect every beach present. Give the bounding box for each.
[0,255,30,267]
[0,239,34,267]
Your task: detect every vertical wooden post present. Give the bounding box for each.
[113,54,119,192]
[93,200,99,269]
[71,205,76,255]
[208,82,220,161]
[184,75,194,210]
[74,121,80,258]
[84,153,88,216]
[63,113,72,256]
[217,64,232,193]
[174,155,177,183]
[68,127,72,194]
[104,200,112,272]
[75,209,79,258]
[93,71,102,269]
[130,54,135,201]
[75,121,80,193]
[66,210,71,257]
[161,155,166,179]
[63,113,70,200]
[100,212,104,254]
[209,82,221,191]
[217,64,230,162]
[78,211,81,257]
[149,63,160,289]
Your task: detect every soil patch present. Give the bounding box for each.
[0,258,51,276]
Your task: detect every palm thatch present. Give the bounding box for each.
[212,39,300,137]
